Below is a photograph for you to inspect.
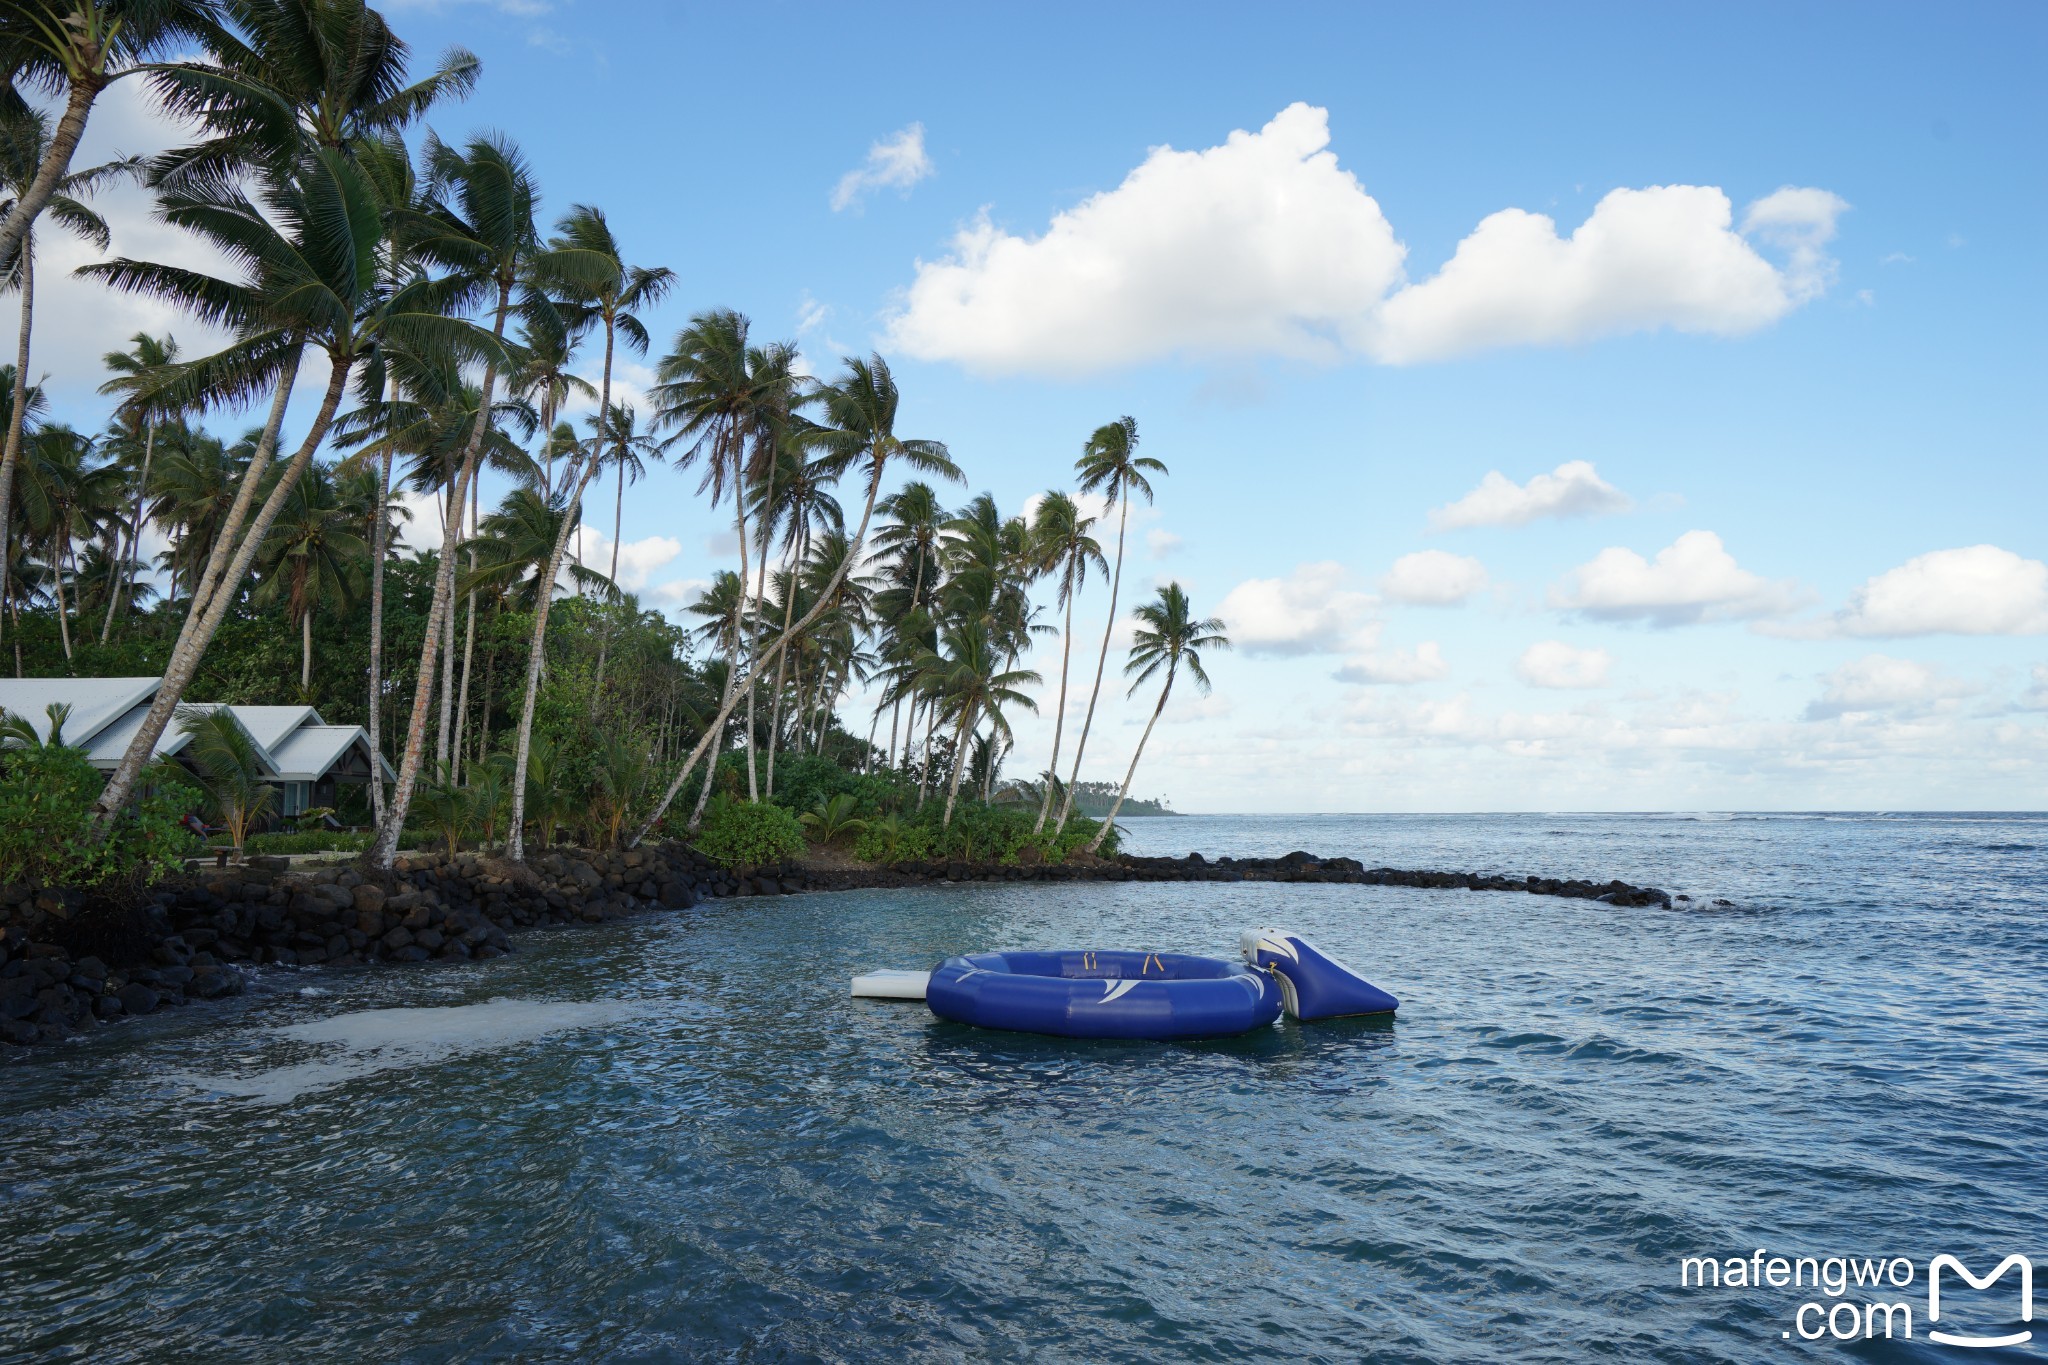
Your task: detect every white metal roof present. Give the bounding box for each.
[0,677,160,748]
[4,677,388,784]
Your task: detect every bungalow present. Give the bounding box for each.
[0,677,394,817]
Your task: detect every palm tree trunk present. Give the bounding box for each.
[52,527,75,663]
[0,244,31,657]
[917,703,936,807]
[590,431,627,706]
[941,708,975,827]
[740,438,768,801]
[1089,668,1174,852]
[374,281,515,869]
[1033,586,1077,833]
[452,476,479,783]
[301,608,313,691]
[365,375,395,826]
[0,77,100,269]
[506,318,613,861]
[1057,498,1128,834]
[102,416,153,644]
[434,481,457,771]
[764,542,800,796]
[93,353,350,830]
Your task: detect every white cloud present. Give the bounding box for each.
[12,81,237,407]
[1804,654,1979,720]
[886,103,1844,375]
[831,123,934,213]
[1147,528,1183,559]
[1379,550,1487,605]
[568,529,682,591]
[1428,459,1633,531]
[1215,561,1377,656]
[1826,546,2048,638]
[1334,641,1448,685]
[1515,640,1612,689]
[1550,530,1802,626]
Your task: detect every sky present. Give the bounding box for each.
[13,1,2047,812]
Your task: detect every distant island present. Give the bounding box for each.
[1064,781,1177,818]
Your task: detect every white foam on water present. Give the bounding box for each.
[186,997,634,1104]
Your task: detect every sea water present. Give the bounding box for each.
[1,813,2042,1361]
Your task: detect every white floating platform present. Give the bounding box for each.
[851,969,930,1000]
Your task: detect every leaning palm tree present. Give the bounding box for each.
[95,330,179,641]
[1055,416,1167,834]
[633,353,962,846]
[1027,491,1105,831]
[177,705,277,860]
[85,148,505,832]
[0,108,126,655]
[372,132,603,869]
[0,0,218,268]
[502,203,669,862]
[1087,583,1228,852]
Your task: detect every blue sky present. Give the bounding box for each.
[20,1,2047,810]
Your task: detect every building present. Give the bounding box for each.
[0,677,393,817]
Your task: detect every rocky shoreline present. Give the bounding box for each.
[1,846,1682,1050]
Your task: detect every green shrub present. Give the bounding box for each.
[693,798,807,870]
[0,746,199,891]
[799,793,868,845]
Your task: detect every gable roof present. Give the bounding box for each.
[3,677,392,784]
[0,677,160,749]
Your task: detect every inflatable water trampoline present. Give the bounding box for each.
[913,929,1398,1041]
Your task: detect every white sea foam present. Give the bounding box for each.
[187,997,633,1104]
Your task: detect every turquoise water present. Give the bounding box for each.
[2,813,2044,1361]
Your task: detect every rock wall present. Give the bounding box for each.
[3,844,1680,1050]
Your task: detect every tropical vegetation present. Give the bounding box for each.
[0,0,1226,891]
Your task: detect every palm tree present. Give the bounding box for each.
[0,108,125,656]
[177,704,277,860]
[253,460,366,690]
[459,486,608,607]
[1055,416,1166,834]
[95,330,179,641]
[582,399,672,702]
[373,131,597,869]
[14,423,119,661]
[919,620,1040,828]
[1027,491,1105,832]
[634,353,961,846]
[1087,583,1227,852]
[508,327,592,499]
[85,146,504,831]
[0,0,218,268]
[753,435,841,794]
[503,203,669,862]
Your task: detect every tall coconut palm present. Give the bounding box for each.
[502,203,669,862]
[372,131,600,868]
[1055,416,1166,834]
[581,399,672,702]
[1027,491,1104,832]
[142,420,237,599]
[0,0,218,268]
[1088,583,1227,852]
[508,327,591,499]
[649,310,794,804]
[253,459,366,690]
[0,108,126,654]
[13,423,120,660]
[94,330,179,640]
[633,352,961,846]
[753,435,840,794]
[86,147,504,830]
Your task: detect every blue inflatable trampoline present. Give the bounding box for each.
[926,950,1281,1040]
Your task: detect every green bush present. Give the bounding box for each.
[0,746,199,891]
[851,813,931,863]
[693,798,807,870]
